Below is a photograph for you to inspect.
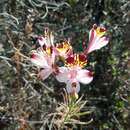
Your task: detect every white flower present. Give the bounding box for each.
[31,48,55,80]
[55,41,73,58]
[56,66,93,93]
[85,24,109,54]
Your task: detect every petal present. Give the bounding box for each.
[88,28,96,47]
[38,30,54,47]
[66,81,80,93]
[86,26,97,53]
[38,68,52,80]
[67,69,77,80]
[66,48,73,57]
[45,29,54,47]
[55,67,69,82]
[38,37,46,47]
[77,69,93,84]
[45,53,55,66]
[51,51,56,64]
[87,36,109,54]
[31,52,49,68]
[49,32,54,46]
[55,41,73,58]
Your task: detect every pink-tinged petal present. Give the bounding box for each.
[85,24,109,54]
[77,69,93,84]
[55,41,73,58]
[55,67,69,82]
[38,37,46,47]
[66,56,74,64]
[87,36,109,53]
[31,53,49,68]
[67,69,77,80]
[86,24,98,53]
[38,30,54,47]
[84,29,95,54]
[49,32,54,46]
[51,51,56,64]
[38,68,52,80]
[66,48,73,57]
[66,81,80,93]
[88,28,96,49]
[45,30,54,47]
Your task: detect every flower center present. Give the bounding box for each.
[56,41,72,54]
[65,53,87,68]
[95,27,106,36]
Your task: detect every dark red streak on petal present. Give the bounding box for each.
[31,54,37,59]
[87,71,93,77]
[84,28,95,55]
[79,54,86,62]
[66,56,74,64]
[38,36,43,41]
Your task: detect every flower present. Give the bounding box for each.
[55,40,73,59]
[56,66,93,94]
[55,23,110,94]
[56,54,93,94]
[31,48,56,80]
[31,28,56,80]
[85,24,109,54]
[30,24,109,95]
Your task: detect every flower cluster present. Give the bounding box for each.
[31,24,109,96]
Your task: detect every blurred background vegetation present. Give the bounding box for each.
[0,0,130,130]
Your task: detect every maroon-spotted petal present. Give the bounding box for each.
[77,69,93,84]
[66,56,74,64]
